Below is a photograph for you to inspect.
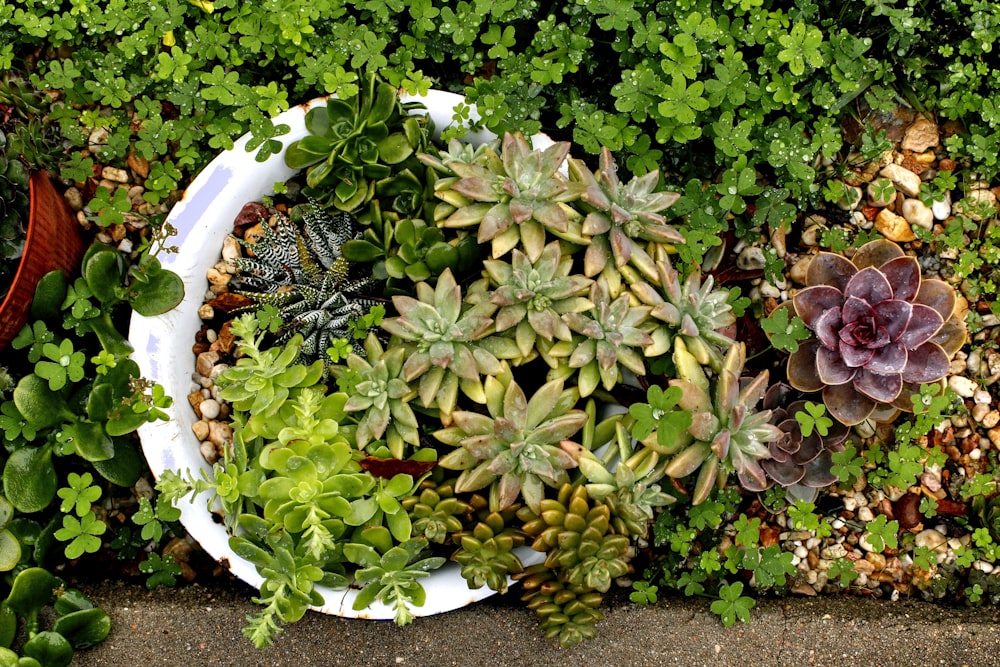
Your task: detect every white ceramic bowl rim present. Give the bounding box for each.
[129,90,545,619]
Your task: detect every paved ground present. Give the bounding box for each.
[68,576,1000,667]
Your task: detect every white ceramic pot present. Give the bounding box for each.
[130,91,545,619]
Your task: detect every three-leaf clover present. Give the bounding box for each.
[629,385,693,452]
[57,472,103,517]
[55,511,108,559]
[34,339,87,390]
[794,401,832,437]
[760,307,809,353]
[711,581,755,626]
[862,515,899,553]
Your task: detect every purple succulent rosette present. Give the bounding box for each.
[786,239,966,426]
[759,384,850,503]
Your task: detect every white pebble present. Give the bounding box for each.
[857,506,874,522]
[948,375,979,398]
[200,399,220,419]
[794,545,808,560]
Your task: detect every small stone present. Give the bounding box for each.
[208,420,233,447]
[759,280,781,299]
[983,411,1000,429]
[788,257,812,285]
[191,420,210,441]
[206,267,231,287]
[972,403,990,422]
[196,351,221,377]
[117,238,133,254]
[987,427,1000,450]
[901,198,933,230]
[914,528,948,557]
[865,552,886,571]
[857,506,874,523]
[88,126,109,147]
[221,235,242,266]
[875,209,915,242]
[821,543,848,560]
[63,186,84,211]
[955,189,998,221]
[127,185,146,207]
[948,375,979,398]
[101,166,130,183]
[199,441,218,464]
[880,164,922,197]
[199,399,221,420]
[835,185,863,211]
[800,224,823,248]
[967,349,983,375]
[198,303,215,320]
[931,191,951,220]
[736,245,765,271]
[127,152,150,179]
[902,117,939,152]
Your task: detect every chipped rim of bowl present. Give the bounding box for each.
[129,90,546,619]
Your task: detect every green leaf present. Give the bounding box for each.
[4,447,58,513]
[710,581,755,626]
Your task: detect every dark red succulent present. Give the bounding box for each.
[786,239,965,425]
[759,384,850,503]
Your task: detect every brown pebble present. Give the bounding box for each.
[191,420,210,441]
[208,420,233,448]
[938,158,957,173]
[192,341,210,356]
[127,152,150,179]
[216,320,237,354]
[233,202,268,230]
[188,390,205,418]
[196,351,221,377]
[208,292,253,313]
[893,492,922,530]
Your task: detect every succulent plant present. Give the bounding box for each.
[0,127,29,268]
[450,498,526,593]
[514,563,605,648]
[567,402,676,539]
[758,384,850,503]
[661,340,782,504]
[546,279,660,397]
[628,249,737,372]
[283,73,431,212]
[518,484,632,594]
[785,239,966,425]
[402,477,473,544]
[335,333,420,459]
[232,202,379,363]
[433,374,587,513]
[344,531,446,626]
[432,131,586,262]
[568,146,683,280]
[482,240,594,359]
[380,268,514,420]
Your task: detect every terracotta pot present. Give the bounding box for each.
[0,171,85,349]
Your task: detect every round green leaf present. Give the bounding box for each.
[22,631,72,667]
[82,248,125,305]
[29,270,68,320]
[91,438,143,487]
[3,448,57,514]
[129,269,184,316]
[52,608,111,649]
[13,375,66,429]
[0,531,20,572]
